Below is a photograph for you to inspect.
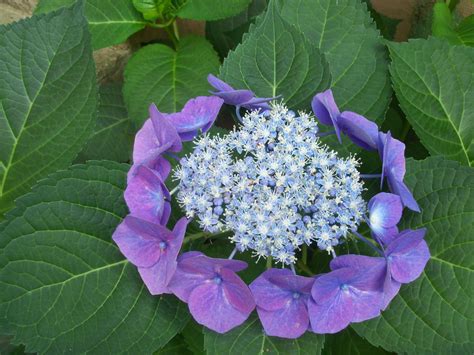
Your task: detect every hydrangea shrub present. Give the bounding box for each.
[0,0,473,354]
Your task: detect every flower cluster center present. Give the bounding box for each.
[175,105,366,264]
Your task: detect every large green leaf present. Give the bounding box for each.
[178,0,252,21]
[204,314,325,354]
[279,0,391,121]
[123,36,220,126]
[77,84,133,163]
[206,0,267,59]
[220,0,331,111]
[388,38,474,166]
[0,161,189,354]
[432,2,474,47]
[0,2,97,216]
[35,0,148,50]
[354,157,474,354]
[323,328,391,355]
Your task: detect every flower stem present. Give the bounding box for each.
[182,230,232,245]
[296,260,313,276]
[266,256,272,269]
[352,231,383,255]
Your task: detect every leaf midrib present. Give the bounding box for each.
[0,21,69,197]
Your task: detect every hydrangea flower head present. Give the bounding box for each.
[112,83,430,339]
[175,104,366,264]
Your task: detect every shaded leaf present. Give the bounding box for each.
[279,0,391,121]
[123,36,220,127]
[178,0,252,21]
[354,157,474,354]
[221,0,331,111]
[0,161,189,354]
[323,328,391,355]
[0,2,97,215]
[204,314,325,354]
[77,84,133,163]
[35,0,148,50]
[388,38,474,166]
[206,0,267,59]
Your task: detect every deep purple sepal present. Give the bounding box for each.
[125,165,171,225]
[311,89,342,143]
[168,252,254,333]
[167,96,224,141]
[309,266,383,334]
[250,268,314,339]
[368,192,403,245]
[338,111,379,150]
[112,216,189,295]
[378,131,420,212]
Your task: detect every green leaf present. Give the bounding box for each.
[456,15,474,46]
[432,2,464,45]
[206,0,267,59]
[220,0,331,111]
[0,161,189,353]
[323,328,391,355]
[154,335,192,355]
[178,0,252,21]
[361,0,400,40]
[77,84,133,163]
[354,157,474,354]
[279,0,391,120]
[181,319,205,355]
[123,36,220,126]
[0,2,97,216]
[204,314,325,354]
[388,38,474,166]
[35,0,148,50]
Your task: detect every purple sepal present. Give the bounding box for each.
[330,254,399,310]
[309,266,383,334]
[132,104,182,180]
[338,111,379,150]
[149,103,182,153]
[169,251,253,333]
[112,216,189,295]
[311,89,342,143]
[368,192,403,245]
[207,74,275,111]
[386,228,430,284]
[168,252,248,302]
[250,269,314,339]
[378,132,420,212]
[125,165,170,225]
[168,96,224,141]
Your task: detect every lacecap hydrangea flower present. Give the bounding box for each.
[112,80,430,337]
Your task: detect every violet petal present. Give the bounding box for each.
[124,165,170,225]
[311,89,342,143]
[386,229,430,284]
[338,111,379,150]
[112,215,173,267]
[257,301,309,339]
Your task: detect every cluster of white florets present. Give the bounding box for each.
[175,104,366,264]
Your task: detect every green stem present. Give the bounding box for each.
[164,24,178,49]
[182,230,232,245]
[266,256,273,269]
[302,245,308,264]
[296,260,313,276]
[172,20,180,41]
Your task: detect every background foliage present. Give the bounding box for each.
[0,0,473,354]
